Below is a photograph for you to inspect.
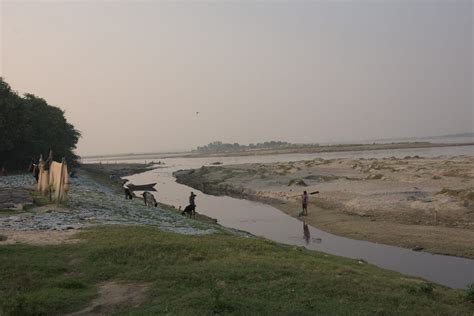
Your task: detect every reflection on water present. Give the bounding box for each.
[302,222,322,245]
[303,222,310,245]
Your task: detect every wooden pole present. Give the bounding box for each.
[48,150,53,202]
[38,155,44,194]
[57,158,65,205]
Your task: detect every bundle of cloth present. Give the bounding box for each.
[37,159,69,202]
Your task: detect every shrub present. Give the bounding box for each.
[419,283,434,295]
[466,283,474,303]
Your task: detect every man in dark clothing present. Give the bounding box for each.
[28,159,39,182]
[189,192,197,217]
[33,165,40,182]
[124,188,133,199]
[189,192,196,206]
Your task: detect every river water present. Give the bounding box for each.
[83,145,474,289]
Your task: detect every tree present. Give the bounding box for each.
[0,78,81,170]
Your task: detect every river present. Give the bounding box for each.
[83,145,474,289]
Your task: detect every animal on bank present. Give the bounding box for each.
[142,191,158,207]
[180,192,197,217]
[181,204,196,218]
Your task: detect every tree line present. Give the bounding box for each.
[0,78,81,171]
[194,140,316,153]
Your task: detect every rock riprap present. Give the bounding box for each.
[0,174,215,236]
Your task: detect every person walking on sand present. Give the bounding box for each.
[302,191,308,216]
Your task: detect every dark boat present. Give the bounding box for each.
[126,182,157,191]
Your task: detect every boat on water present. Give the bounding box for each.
[126,182,157,191]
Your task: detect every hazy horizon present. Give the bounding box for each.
[1,0,472,156]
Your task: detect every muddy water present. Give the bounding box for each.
[91,146,474,289]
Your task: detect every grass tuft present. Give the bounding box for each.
[467,283,474,303]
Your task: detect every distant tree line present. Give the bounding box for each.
[0,78,81,171]
[194,140,316,153]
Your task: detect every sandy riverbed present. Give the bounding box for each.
[174,156,474,258]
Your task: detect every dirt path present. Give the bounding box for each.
[69,281,150,315]
[0,229,81,245]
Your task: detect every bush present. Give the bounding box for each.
[467,283,474,303]
[419,283,434,295]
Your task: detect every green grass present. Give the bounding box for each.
[30,191,50,207]
[467,284,474,303]
[0,226,472,315]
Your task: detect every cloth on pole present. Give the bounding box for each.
[37,165,49,195]
[37,160,69,201]
[49,161,69,201]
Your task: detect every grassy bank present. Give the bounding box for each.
[1,226,473,315]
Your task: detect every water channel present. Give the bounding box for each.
[85,145,474,288]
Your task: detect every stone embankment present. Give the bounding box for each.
[0,173,216,237]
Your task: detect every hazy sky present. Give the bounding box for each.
[1,0,472,156]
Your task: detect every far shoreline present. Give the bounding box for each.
[81,141,474,161]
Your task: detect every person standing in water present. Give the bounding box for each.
[301,191,308,216]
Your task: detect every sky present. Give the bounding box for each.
[1,0,472,156]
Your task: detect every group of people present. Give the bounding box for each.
[128,185,318,246]
[126,180,311,225]
[130,187,309,218]
[125,186,198,218]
